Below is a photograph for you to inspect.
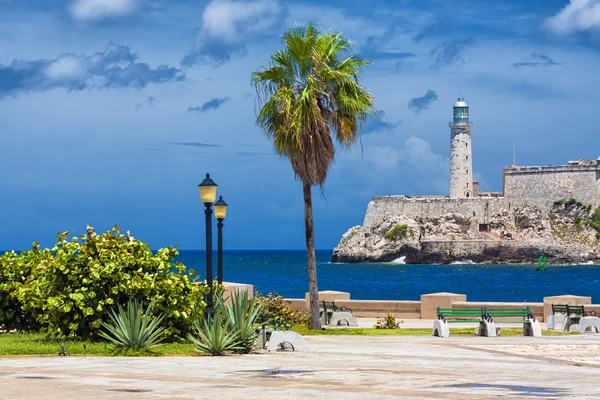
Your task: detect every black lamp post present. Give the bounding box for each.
[213,196,228,285]
[198,173,218,316]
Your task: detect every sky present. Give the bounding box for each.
[1,0,600,251]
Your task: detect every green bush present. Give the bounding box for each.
[11,226,208,339]
[0,246,46,332]
[374,313,401,329]
[384,224,413,240]
[257,292,309,326]
[591,208,600,239]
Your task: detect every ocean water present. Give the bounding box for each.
[177,250,600,302]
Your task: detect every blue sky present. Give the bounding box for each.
[1,0,600,251]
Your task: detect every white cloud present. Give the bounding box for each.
[182,0,285,65]
[45,56,86,81]
[203,0,282,42]
[69,0,138,22]
[545,0,600,35]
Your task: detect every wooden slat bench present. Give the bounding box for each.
[434,306,541,337]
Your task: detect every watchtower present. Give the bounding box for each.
[449,97,473,198]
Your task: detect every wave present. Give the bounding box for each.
[450,259,477,265]
[390,256,406,264]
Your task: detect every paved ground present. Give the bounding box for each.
[1,333,600,399]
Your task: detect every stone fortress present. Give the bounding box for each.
[333,98,600,264]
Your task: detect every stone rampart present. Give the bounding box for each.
[362,196,506,230]
[503,165,600,209]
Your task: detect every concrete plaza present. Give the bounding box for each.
[1,333,599,399]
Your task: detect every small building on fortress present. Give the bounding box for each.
[333,97,600,264]
[362,97,600,232]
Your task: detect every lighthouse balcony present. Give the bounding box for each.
[449,120,472,127]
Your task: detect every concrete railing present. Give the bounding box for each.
[280,290,599,322]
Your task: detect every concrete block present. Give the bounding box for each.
[305,290,351,311]
[328,312,358,327]
[266,331,308,352]
[546,314,566,330]
[543,295,592,320]
[477,321,497,337]
[421,292,467,319]
[222,282,254,304]
[432,319,449,338]
[525,319,542,337]
[577,317,600,333]
[335,300,421,319]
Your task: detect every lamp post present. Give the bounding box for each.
[213,196,228,285]
[198,173,218,316]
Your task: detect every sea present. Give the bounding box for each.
[177,250,600,302]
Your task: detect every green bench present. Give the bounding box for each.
[319,301,358,326]
[549,304,594,331]
[256,314,292,349]
[436,307,484,323]
[435,306,540,337]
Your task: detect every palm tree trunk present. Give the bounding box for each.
[303,182,321,329]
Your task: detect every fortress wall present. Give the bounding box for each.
[362,196,506,230]
[503,167,600,208]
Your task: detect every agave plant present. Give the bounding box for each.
[99,299,167,351]
[57,342,70,356]
[188,313,240,356]
[218,290,264,354]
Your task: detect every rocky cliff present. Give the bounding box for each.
[332,201,600,264]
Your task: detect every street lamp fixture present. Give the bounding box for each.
[198,173,218,316]
[213,196,228,284]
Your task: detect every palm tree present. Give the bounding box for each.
[252,25,375,329]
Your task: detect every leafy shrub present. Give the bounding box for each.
[374,313,401,329]
[14,226,208,339]
[218,291,263,354]
[257,292,309,326]
[591,208,600,239]
[188,313,240,356]
[0,246,46,332]
[99,299,167,351]
[384,224,413,240]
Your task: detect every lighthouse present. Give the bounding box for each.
[449,97,473,198]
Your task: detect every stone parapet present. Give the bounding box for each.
[420,292,467,319]
[334,300,421,319]
[543,295,593,320]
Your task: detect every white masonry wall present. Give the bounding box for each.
[449,125,473,199]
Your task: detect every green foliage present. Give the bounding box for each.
[57,342,70,356]
[374,313,401,329]
[99,299,167,351]
[188,313,241,356]
[4,226,208,339]
[218,291,264,354]
[384,224,412,240]
[253,24,375,186]
[0,246,44,331]
[257,292,309,326]
[591,208,600,239]
[554,198,585,208]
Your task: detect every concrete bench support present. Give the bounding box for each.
[266,331,308,352]
[524,319,542,337]
[477,320,497,337]
[577,316,600,333]
[328,312,358,327]
[546,314,566,330]
[432,320,449,338]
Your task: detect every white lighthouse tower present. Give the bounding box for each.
[449,97,473,198]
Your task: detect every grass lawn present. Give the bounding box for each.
[291,325,580,336]
[0,333,198,357]
[1,328,578,357]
